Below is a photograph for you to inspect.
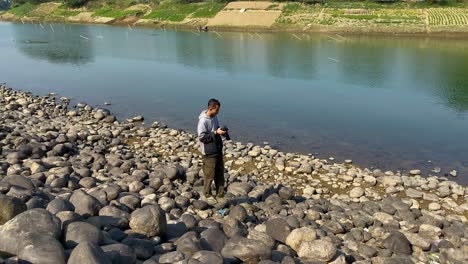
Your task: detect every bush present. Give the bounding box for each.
[65,0,90,8]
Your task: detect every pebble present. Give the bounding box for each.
[0,86,466,264]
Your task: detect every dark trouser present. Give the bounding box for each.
[202,154,225,197]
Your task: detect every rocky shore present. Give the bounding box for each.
[0,84,466,264]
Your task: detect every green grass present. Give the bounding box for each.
[143,3,198,22]
[9,3,37,17]
[282,3,306,16]
[332,14,378,20]
[53,9,81,17]
[92,7,143,19]
[191,2,225,18]
[324,0,468,9]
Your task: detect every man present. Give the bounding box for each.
[197,99,227,202]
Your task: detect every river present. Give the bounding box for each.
[1,22,467,183]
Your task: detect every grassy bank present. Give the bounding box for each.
[1,0,468,34]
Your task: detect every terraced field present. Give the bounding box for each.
[428,8,468,26]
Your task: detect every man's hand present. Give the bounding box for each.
[216,128,226,135]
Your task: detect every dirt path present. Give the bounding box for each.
[207,1,282,28]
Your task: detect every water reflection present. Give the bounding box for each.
[12,23,467,114]
[4,22,468,182]
[13,24,94,65]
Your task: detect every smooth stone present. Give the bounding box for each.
[190,251,223,264]
[297,239,337,262]
[159,251,184,263]
[0,208,61,256]
[102,243,136,264]
[266,218,291,244]
[17,232,66,264]
[221,237,272,263]
[129,204,167,237]
[64,221,104,249]
[69,190,103,217]
[46,198,75,215]
[349,187,365,198]
[68,242,112,264]
[0,193,26,225]
[285,227,317,252]
[200,227,228,253]
[121,238,154,260]
[382,232,412,255]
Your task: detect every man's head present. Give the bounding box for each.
[207,98,221,117]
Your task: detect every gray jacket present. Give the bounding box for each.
[197,110,223,156]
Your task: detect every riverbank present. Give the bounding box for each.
[1,1,468,35]
[0,84,467,263]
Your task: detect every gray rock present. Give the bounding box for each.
[229,205,247,222]
[266,218,291,243]
[227,182,253,196]
[278,187,295,200]
[159,251,184,263]
[247,230,276,249]
[46,198,75,215]
[121,238,154,260]
[166,222,188,240]
[401,231,430,250]
[349,187,365,198]
[17,232,65,264]
[419,224,442,241]
[357,243,377,258]
[98,205,130,229]
[223,216,247,238]
[382,232,412,255]
[180,214,197,230]
[68,242,112,264]
[405,188,423,199]
[56,211,82,228]
[0,193,26,225]
[371,256,414,264]
[190,251,223,264]
[221,237,272,264]
[1,175,35,190]
[64,221,104,249]
[129,205,167,237]
[297,239,336,261]
[200,227,228,253]
[0,208,61,256]
[175,232,201,257]
[102,243,136,264]
[285,227,317,251]
[69,190,103,217]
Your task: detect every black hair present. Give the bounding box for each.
[208,98,221,109]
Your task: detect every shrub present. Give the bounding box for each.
[65,0,90,8]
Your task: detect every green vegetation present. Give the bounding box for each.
[191,2,225,18]
[92,7,142,18]
[64,0,90,8]
[8,1,36,16]
[144,3,197,21]
[144,2,225,22]
[52,7,80,17]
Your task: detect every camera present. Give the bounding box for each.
[220,126,231,141]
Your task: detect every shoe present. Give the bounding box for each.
[216,193,224,198]
[206,196,217,205]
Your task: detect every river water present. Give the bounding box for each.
[1,22,467,183]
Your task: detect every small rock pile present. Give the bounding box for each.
[0,85,466,264]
